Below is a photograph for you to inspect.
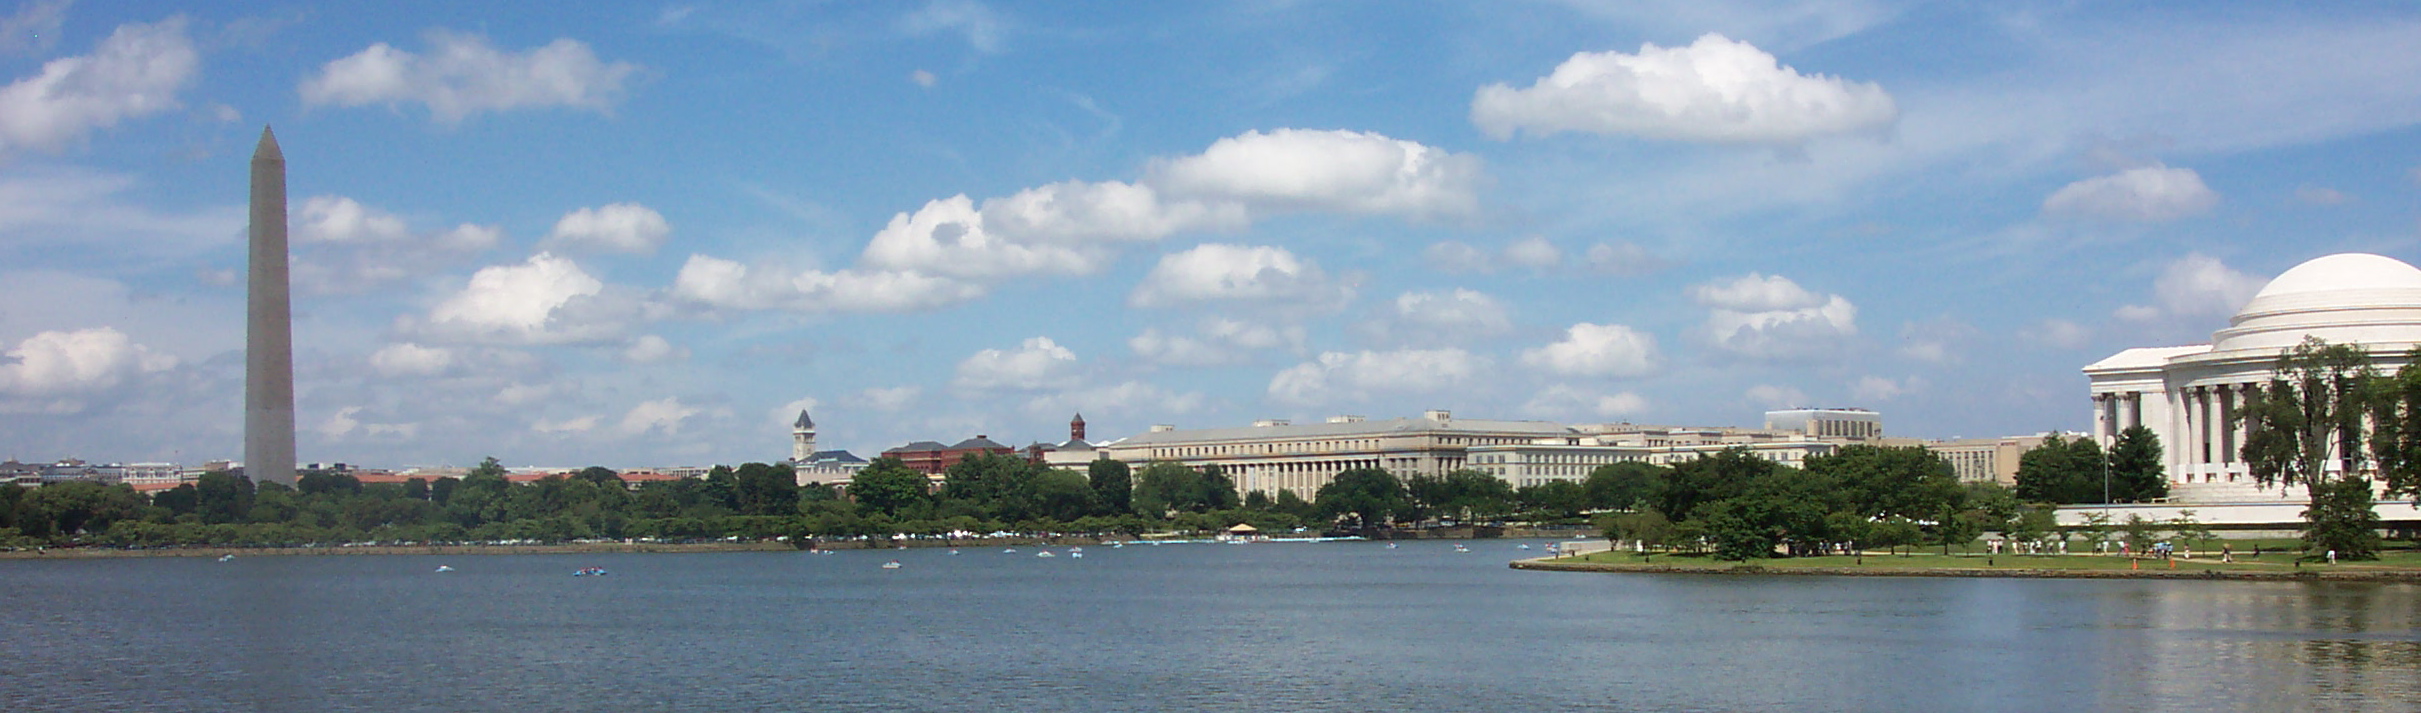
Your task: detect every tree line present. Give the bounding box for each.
[0,450,1612,549]
[1570,444,2040,560]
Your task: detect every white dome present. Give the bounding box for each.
[2213,253,2421,354]
[2250,253,2421,299]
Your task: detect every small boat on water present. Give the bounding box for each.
[1385,543,1398,549]
[1517,544,1531,550]
[881,561,902,570]
[1069,551,1084,559]
[1452,544,1469,553]
[217,554,235,562]
[435,565,454,573]
[1036,551,1057,558]
[573,566,609,576]
[1003,548,1017,554]
[948,549,961,555]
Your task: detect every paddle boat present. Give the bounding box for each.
[573,566,609,576]
[435,565,454,573]
[217,554,236,562]
[1036,550,1056,558]
[881,560,902,570]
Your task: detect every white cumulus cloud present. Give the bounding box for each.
[0,18,196,152]
[955,336,1080,392]
[1692,273,1857,360]
[419,252,628,344]
[300,30,639,124]
[2116,253,2265,323]
[0,327,175,413]
[618,397,701,436]
[2042,165,2219,222]
[1268,348,1487,406]
[291,195,500,294]
[862,195,1117,279]
[1148,128,1483,220]
[1384,290,1510,340]
[622,334,687,364]
[544,203,670,254]
[670,255,984,314]
[1130,317,1300,367]
[1522,323,1660,377]
[1129,243,1352,309]
[1522,385,1650,419]
[1471,33,1896,144]
[369,342,454,377]
[1745,384,1807,409]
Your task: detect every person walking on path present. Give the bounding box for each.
[2327,549,2338,564]
[2221,544,2232,563]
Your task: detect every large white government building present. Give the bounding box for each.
[1100,408,1899,496]
[2085,253,2421,504]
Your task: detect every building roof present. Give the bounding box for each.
[794,410,815,430]
[887,441,947,453]
[2213,252,2421,355]
[1116,415,1573,446]
[949,436,1010,451]
[2254,253,2421,299]
[2084,345,2209,373]
[805,449,865,464]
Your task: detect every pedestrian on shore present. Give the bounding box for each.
[2220,544,2232,563]
[2327,549,2338,564]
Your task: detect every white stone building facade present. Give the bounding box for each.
[2085,253,2421,503]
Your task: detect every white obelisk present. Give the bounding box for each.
[246,127,296,486]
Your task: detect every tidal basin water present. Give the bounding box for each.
[6,540,2418,712]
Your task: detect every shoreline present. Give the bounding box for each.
[1510,557,2421,583]
[0,535,1217,560]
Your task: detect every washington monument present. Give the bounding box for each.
[246,127,295,486]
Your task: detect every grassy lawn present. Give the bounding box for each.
[1558,547,2421,573]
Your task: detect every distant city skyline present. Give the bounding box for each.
[2,2,2419,467]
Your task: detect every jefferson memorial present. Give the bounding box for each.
[2085,253,2421,505]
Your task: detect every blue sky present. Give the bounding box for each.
[3,1,2418,469]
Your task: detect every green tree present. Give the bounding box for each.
[2371,346,2421,501]
[1087,458,1132,515]
[1130,462,1202,517]
[850,456,930,516]
[194,471,255,525]
[2006,504,2059,548]
[2013,434,2105,504]
[2106,426,2168,502]
[2074,511,2114,552]
[2302,478,2383,559]
[1517,480,1589,520]
[574,466,624,489]
[733,462,800,517]
[1658,448,1777,522]
[24,481,144,538]
[1806,445,1963,521]
[1273,489,1316,519]
[1581,461,1667,512]
[2120,513,2162,553]
[1314,467,1408,531]
[2167,509,2218,553]
[1030,469,1099,522]
[2237,337,2384,558]
[1198,464,1241,512]
[1596,509,1671,550]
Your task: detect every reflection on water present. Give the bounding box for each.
[3,543,2416,712]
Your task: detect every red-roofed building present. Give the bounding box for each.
[883,435,1016,475]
